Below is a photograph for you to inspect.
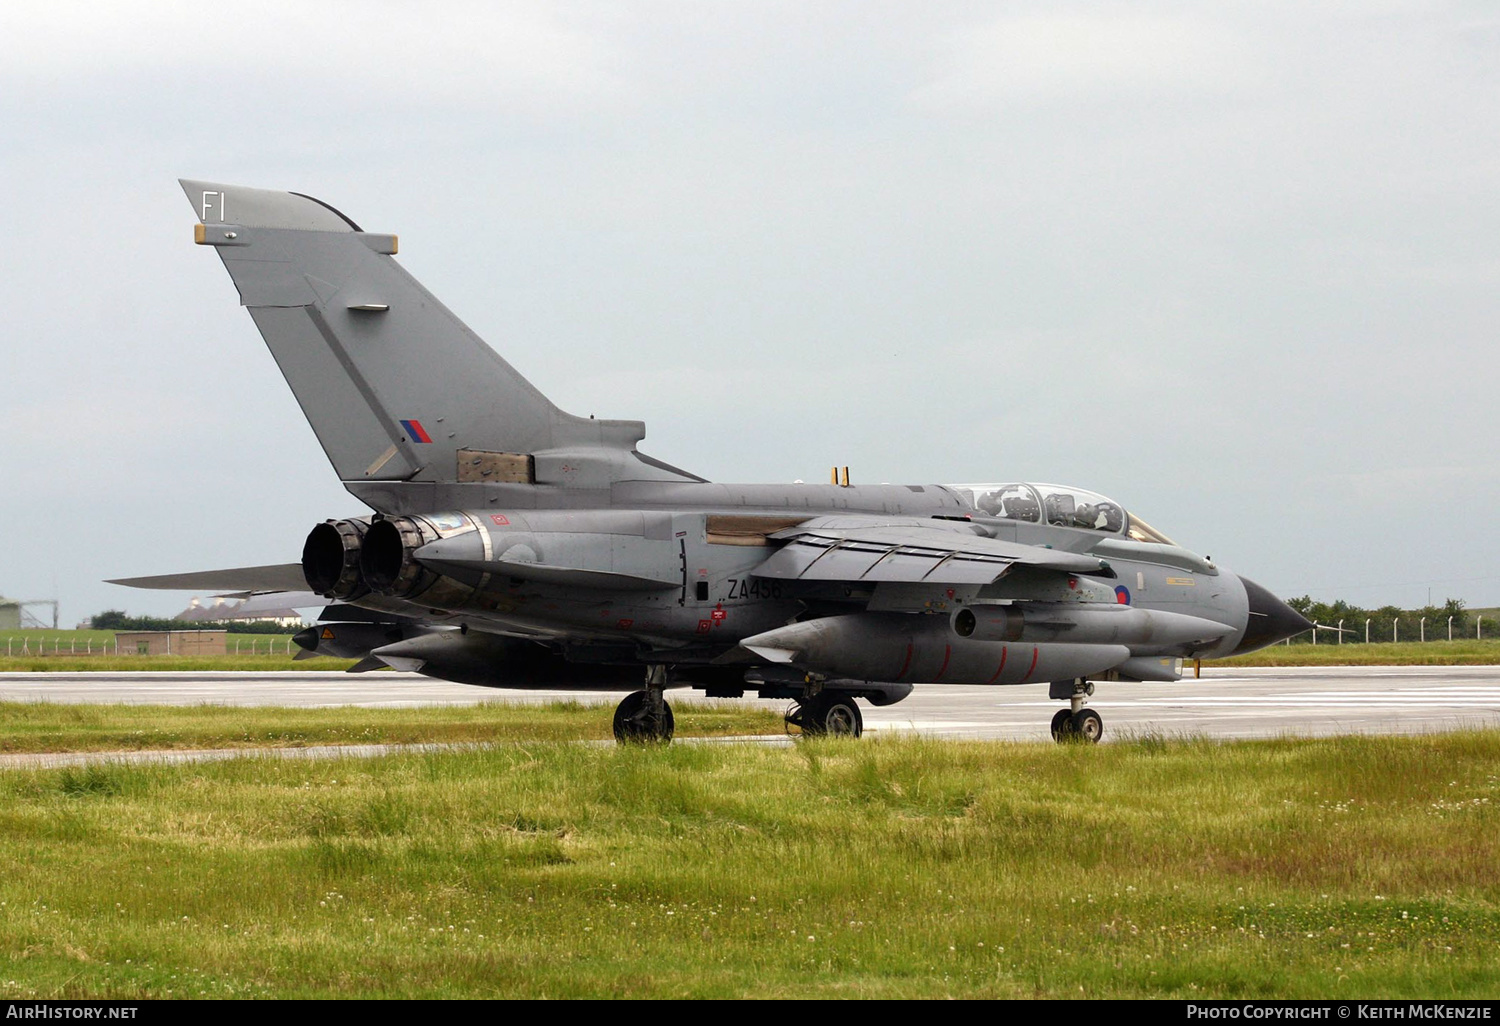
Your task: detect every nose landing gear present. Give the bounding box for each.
[1049,679,1103,743]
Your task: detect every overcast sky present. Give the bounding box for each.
[2,1,1497,624]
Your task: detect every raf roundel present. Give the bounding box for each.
[1115,585,1131,605]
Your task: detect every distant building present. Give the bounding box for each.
[0,598,20,631]
[114,630,227,656]
[175,597,234,622]
[173,596,304,629]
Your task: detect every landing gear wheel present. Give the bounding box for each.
[798,694,863,738]
[612,690,675,744]
[1050,708,1076,741]
[1070,708,1103,744]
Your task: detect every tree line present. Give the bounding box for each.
[1284,596,1480,642]
[90,610,297,635]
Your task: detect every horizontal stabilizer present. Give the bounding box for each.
[319,604,419,624]
[235,590,323,612]
[107,564,308,595]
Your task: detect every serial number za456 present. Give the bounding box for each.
[725,578,783,601]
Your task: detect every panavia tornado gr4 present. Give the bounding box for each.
[114,179,1311,744]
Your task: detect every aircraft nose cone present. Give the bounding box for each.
[1232,576,1313,655]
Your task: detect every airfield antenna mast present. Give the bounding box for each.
[21,599,59,629]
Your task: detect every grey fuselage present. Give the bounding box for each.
[338,479,1253,676]
[157,178,1309,694]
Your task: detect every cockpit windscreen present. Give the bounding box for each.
[948,482,1173,544]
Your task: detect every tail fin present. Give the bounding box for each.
[180,179,700,496]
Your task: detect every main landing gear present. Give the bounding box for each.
[610,669,869,744]
[1049,679,1103,744]
[788,691,863,738]
[613,667,675,744]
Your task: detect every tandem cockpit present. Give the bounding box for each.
[945,482,1177,546]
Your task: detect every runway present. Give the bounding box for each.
[3,665,1499,744]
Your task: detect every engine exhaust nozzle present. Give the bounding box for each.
[302,518,370,599]
[359,516,442,597]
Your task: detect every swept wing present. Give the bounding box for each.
[751,518,1113,586]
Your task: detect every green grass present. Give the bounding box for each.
[0,655,356,672]
[0,630,317,672]
[1,730,1498,998]
[0,629,299,650]
[1211,639,1500,667]
[0,630,123,651]
[0,700,783,753]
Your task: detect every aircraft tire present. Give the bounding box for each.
[1050,708,1075,741]
[1070,708,1103,744]
[612,690,675,744]
[799,694,863,739]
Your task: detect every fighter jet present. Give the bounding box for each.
[112,180,1311,744]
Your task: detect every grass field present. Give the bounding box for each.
[1,726,1497,998]
[0,630,319,673]
[1210,639,1500,667]
[0,630,123,652]
[0,700,783,753]
[0,630,300,653]
[0,655,357,672]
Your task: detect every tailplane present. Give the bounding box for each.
[180,179,700,496]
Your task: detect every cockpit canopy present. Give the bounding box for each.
[946,482,1175,545]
